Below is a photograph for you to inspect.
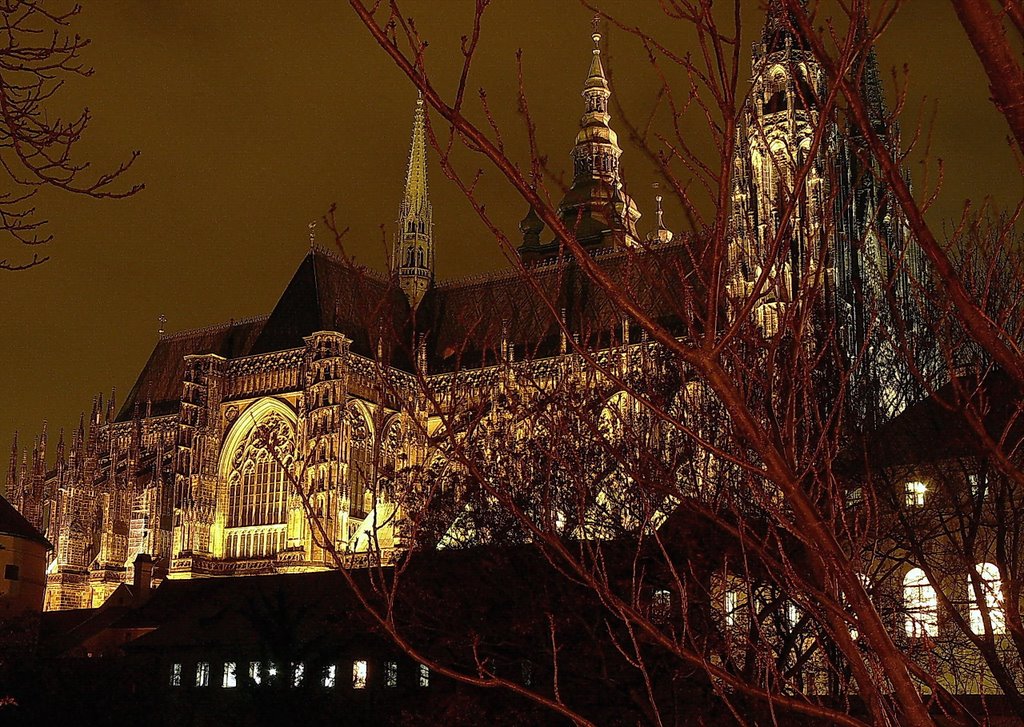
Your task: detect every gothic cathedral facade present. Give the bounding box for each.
[7,5,917,611]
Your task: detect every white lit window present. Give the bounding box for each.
[905,481,927,507]
[968,473,986,499]
[323,664,336,688]
[784,602,800,629]
[724,588,741,626]
[418,663,430,687]
[385,661,398,688]
[249,661,262,685]
[353,660,367,689]
[292,662,305,687]
[904,568,938,637]
[169,663,182,687]
[195,661,210,687]
[222,662,237,688]
[969,562,1006,635]
[267,662,278,682]
[652,589,672,623]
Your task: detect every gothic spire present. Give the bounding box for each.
[761,0,811,54]
[393,94,434,310]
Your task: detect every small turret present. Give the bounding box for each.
[6,432,17,494]
[645,195,674,245]
[518,204,545,253]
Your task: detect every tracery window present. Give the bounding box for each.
[969,562,1006,635]
[225,411,295,559]
[346,404,374,518]
[904,567,938,637]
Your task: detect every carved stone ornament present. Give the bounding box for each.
[345,405,371,443]
[232,412,296,470]
[224,405,239,423]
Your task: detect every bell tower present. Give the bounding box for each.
[728,0,832,333]
[393,95,433,310]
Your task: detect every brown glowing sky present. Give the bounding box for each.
[0,1,1018,477]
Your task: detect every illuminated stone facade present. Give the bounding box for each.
[7,7,917,612]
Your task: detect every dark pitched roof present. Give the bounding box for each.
[119,242,698,418]
[118,315,268,421]
[856,369,1024,469]
[420,241,697,372]
[0,494,51,548]
[249,248,412,362]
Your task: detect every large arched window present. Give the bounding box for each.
[904,567,938,637]
[969,562,1006,635]
[224,410,295,559]
[346,404,374,518]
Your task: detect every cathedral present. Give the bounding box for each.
[6,6,916,613]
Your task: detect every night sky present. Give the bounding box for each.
[0,1,1017,479]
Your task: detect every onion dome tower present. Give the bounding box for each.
[521,28,640,263]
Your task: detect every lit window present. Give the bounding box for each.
[652,589,672,623]
[352,660,367,689]
[969,562,1006,635]
[724,588,741,626]
[323,664,336,688]
[267,662,278,683]
[292,662,304,688]
[222,662,237,688]
[846,486,863,508]
[169,663,182,687]
[195,661,210,687]
[784,602,800,629]
[905,481,927,507]
[904,568,938,637]
[385,661,398,688]
[418,663,430,687]
[968,473,986,499]
[249,661,262,685]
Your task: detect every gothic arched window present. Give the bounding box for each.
[346,404,374,518]
[225,411,295,559]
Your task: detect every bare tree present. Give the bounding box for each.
[250,0,1024,724]
[0,0,141,271]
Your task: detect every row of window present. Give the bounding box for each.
[713,562,1006,640]
[170,660,429,690]
[847,474,988,509]
[904,563,1005,637]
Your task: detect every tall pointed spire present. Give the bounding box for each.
[393,94,434,310]
[762,0,811,54]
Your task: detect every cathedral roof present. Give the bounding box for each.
[120,236,699,421]
[118,315,268,421]
[247,248,410,359]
